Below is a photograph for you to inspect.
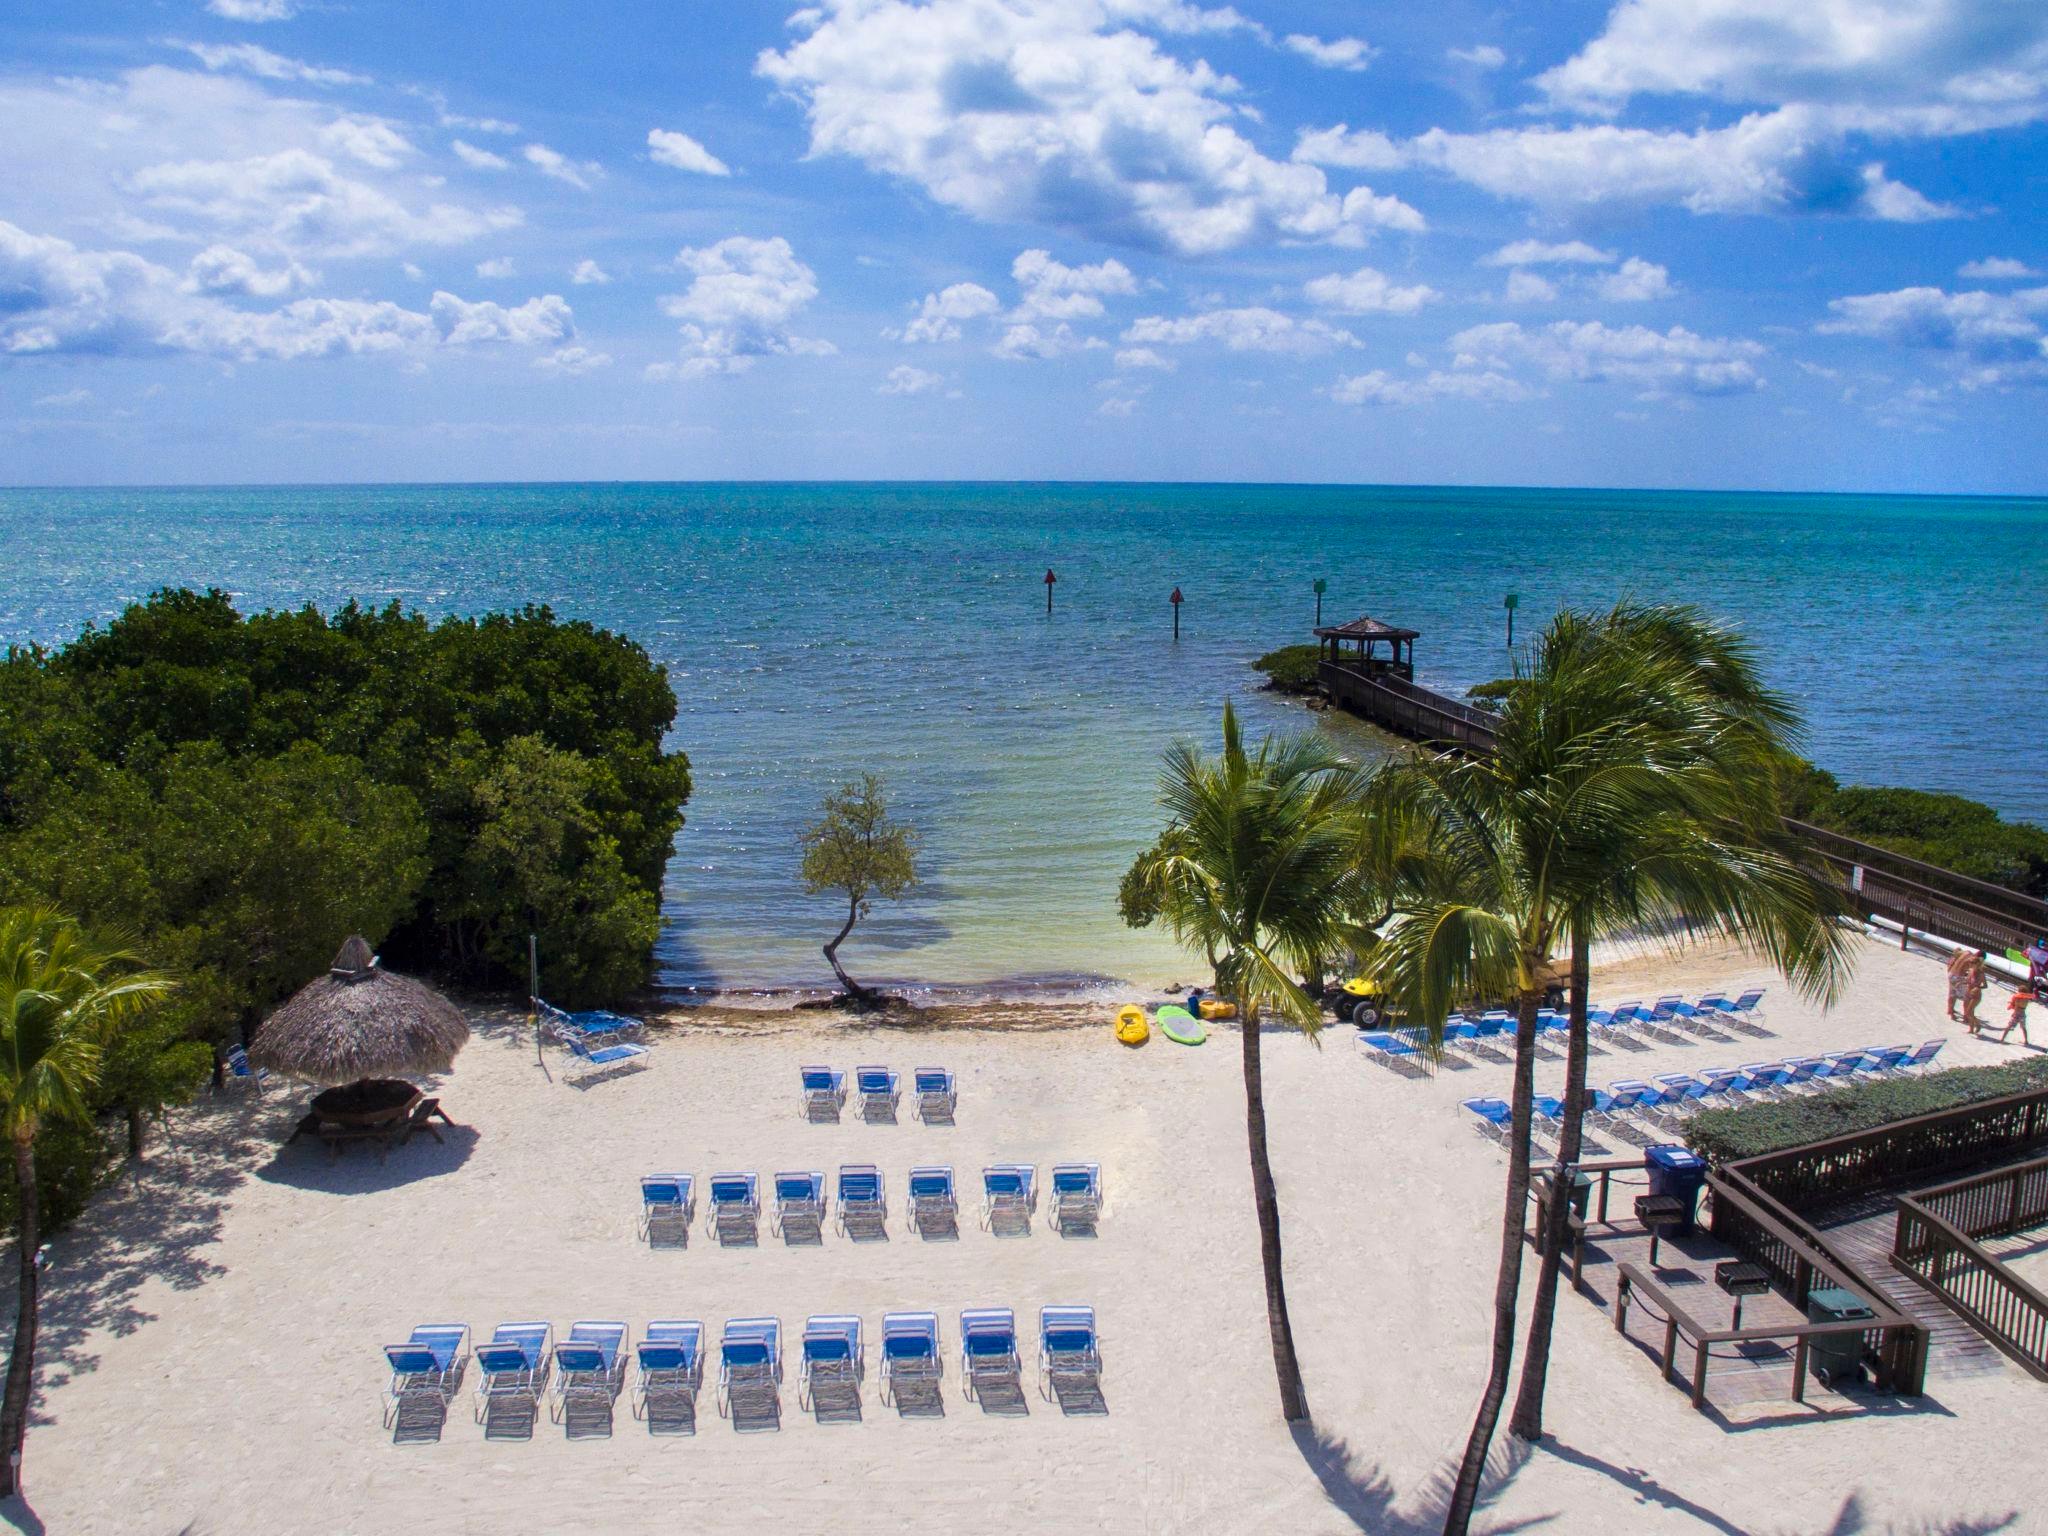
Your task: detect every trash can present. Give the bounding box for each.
[1805,1287,1875,1388]
[1645,1146,1708,1234]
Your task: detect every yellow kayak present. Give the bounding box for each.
[1115,1004,1150,1046]
[1198,998,1238,1021]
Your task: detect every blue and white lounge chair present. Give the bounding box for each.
[981,1164,1035,1235]
[1357,1030,1429,1078]
[383,1324,469,1428]
[1530,1095,1567,1137]
[1049,1163,1103,1234]
[1733,1062,1791,1100]
[800,1066,846,1122]
[799,1314,864,1413]
[707,1171,761,1245]
[772,1170,826,1239]
[718,1317,782,1424]
[559,1029,649,1078]
[959,1308,1021,1402]
[1462,1097,1513,1142]
[914,1067,957,1123]
[474,1322,552,1421]
[223,1043,269,1093]
[1896,1040,1945,1073]
[552,1322,629,1432]
[634,1320,704,1433]
[880,1312,942,1407]
[1825,1048,1879,1078]
[1651,995,1713,1038]
[1586,1084,1653,1144]
[907,1165,958,1238]
[1038,1305,1102,1403]
[1778,1057,1826,1094]
[640,1174,695,1246]
[1650,1073,1711,1122]
[536,999,643,1042]
[836,1164,887,1239]
[1726,987,1767,1023]
[1606,1001,1650,1038]
[856,1065,900,1122]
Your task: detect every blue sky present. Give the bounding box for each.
[2,0,2044,491]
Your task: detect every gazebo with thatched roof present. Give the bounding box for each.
[252,936,469,1129]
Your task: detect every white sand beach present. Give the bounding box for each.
[9,933,2044,1536]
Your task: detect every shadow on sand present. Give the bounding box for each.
[1291,1422,1551,1535]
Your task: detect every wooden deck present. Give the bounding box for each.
[1817,1195,2009,1383]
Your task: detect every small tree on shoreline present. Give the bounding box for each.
[799,775,918,1005]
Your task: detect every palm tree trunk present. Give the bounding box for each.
[821,895,867,1001]
[1442,989,1540,1536]
[0,1133,40,1498]
[1509,922,1592,1442]
[1240,1002,1308,1421]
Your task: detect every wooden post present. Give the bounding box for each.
[529,933,542,1066]
[1044,568,1056,614]
[1313,577,1326,626]
[1170,586,1182,641]
[1793,1334,1809,1402]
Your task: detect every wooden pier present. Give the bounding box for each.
[1312,614,1500,752]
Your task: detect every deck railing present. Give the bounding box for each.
[1317,662,1500,752]
[1790,819,2048,958]
[1891,1158,2048,1379]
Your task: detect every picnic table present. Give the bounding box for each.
[287,1080,459,1159]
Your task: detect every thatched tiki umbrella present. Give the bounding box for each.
[252,937,469,1120]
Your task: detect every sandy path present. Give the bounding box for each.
[6,933,2041,1535]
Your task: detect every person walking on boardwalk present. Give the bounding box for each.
[1947,948,1986,1031]
[2001,984,2033,1046]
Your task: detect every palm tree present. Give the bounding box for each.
[1126,702,1367,1420]
[1365,605,1852,1536]
[0,908,171,1498]
[1505,606,1853,1443]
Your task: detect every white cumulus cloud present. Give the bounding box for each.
[452,140,512,171]
[1504,270,1558,304]
[206,0,297,20]
[1284,34,1374,72]
[475,257,515,278]
[1484,240,1615,267]
[1449,318,1766,395]
[1597,256,1673,301]
[178,42,368,87]
[1332,368,1532,405]
[651,235,833,379]
[1303,266,1438,315]
[184,243,311,297]
[880,363,944,394]
[524,143,601,189]
[1123,307,1360,355]
[757,0,1421,254]
[900,281,1002,343]
[534,344,612,375]
[571,259,611,285]
[1819,283,2048,387]
[1959,258,2040,281]
[647,129,732,176]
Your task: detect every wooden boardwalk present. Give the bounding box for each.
[1818,1196,2010,1383]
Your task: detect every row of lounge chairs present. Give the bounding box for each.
[1359,989,1772,1076]
[383,1308,1104,1436]
[1461,1039,1947,1144]
[641,1163,1103,1245]
[801,1065,956,1123]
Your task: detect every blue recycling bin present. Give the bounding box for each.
[1645,1146,1708,1235]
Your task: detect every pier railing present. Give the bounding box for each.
[1316,662,1499,752]
[1891,1158,2048,1379]
[1787,819,2048,958]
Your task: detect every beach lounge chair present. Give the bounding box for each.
[1825,1048,1878,1078]
[560,1029,649,1079]
[981,1164,1036,1235]
[800,1066,846,1122]
[1357,1030,1429,1078]
[640,1174,695,1246]
[772,1170,826,1240]
[856,1065,901,1122]
[1049,1162,1103,1234]
[536,999,641,1040]
[223,1043,269,1093]
[383,1324,469,1429]
[1650,995,1713,1038]
[1896,1040,1945,1073]
[1530,1095,1567,1138]
[880,1312,942,1407]
[1461,1097,1513,1142]
[634,1321,704,1434]
[1584,1084,1653,1144]
[707,1171,761,1245]
[799,1314,864,1413]
[959,1308,1021,1402]
[914,1067,957,1123]
[474,1322,553,1422]
[552,1322,629,1433]
[908,1165,958,1238]
[1437,1019,1490,1063]
[718,1317,782,1425]
[1734,1062,1792,1100]
[1038,1305,1103,1405]
[834,1163,887,1239]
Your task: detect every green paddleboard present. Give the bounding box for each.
[1156,1005,1207,1045]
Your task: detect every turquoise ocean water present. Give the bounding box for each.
[1,482,2039,999]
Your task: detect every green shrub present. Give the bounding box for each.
[1686,1057,2048,1163]
[1253,644,1322,694]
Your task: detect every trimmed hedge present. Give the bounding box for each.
[1686,1056,2048,1164]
